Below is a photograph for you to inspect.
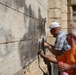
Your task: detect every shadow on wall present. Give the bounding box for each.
[17,0,46,68]
[38,8,46,37]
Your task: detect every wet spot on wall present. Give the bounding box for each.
[0,26,15,60]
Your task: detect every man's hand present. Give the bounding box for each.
[39,49,45,58]
[44,42,49,48]
[58,63,72,71]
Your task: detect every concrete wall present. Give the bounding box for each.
[68,0,76,30]
[48,0,69,44]
[0,0,49,75]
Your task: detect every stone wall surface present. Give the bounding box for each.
[71,0,76,5]
[0,0,76,75]
[48,0,68,44]
[0,0,49,75]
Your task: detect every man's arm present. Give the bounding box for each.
[58,63,76,71]
[44,42,60,55]
[70,64,76,70]
[39,50,57,63]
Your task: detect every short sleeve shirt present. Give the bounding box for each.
[54,30,71,54]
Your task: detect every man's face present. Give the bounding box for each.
[50,28,58,37]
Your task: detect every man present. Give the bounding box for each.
[40,29,76,75]
[44,22,71,56]
[41,22,71,75]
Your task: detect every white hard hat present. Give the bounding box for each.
[49,22,60,30]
